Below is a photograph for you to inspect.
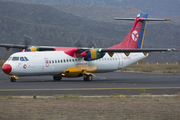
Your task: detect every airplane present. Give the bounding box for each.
[0,13,178,82]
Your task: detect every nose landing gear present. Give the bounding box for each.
[9,75,18,82]
[10,77,16,82]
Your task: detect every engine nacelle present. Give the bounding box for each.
[26,46,54,52]
[27,46,40,52]
[81,49,105,61]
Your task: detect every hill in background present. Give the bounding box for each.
[36,0,180,17]
[0,0,179,62]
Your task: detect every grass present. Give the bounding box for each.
[0,95,180,120]
[118,63,180,74]
[33,94,37,99]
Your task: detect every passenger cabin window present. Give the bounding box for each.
[12,57,19,61]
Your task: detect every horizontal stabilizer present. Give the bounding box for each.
[115,18,171,21]
[138,18,171,21]
[115,18,135,21]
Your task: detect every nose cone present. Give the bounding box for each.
[2,64,12,74]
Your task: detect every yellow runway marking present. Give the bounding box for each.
[1,87,180,91]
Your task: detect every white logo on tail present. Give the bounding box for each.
[132,30,139,41]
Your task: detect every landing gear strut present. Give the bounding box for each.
[83,75,93,81]
[10,77,16,82]
[53,76,62,81]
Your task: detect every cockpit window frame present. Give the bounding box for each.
[7,57,12,61]
[12,57,19,61]
[24,57,29,61]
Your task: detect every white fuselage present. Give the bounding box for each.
[3,51,148,77]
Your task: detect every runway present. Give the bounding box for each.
[0,69,180,96]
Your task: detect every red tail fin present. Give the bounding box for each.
[109,13,148,49]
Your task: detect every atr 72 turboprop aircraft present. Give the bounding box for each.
[0,13,178,82]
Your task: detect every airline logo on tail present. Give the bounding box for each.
[132,30,139,41]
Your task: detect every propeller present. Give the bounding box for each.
[12,36,32,52]
[23,36,31,50]
[73,40,96,48]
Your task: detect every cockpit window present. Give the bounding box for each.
[24,57,29,61]
[20,57,25,61]
[12,57,19,61]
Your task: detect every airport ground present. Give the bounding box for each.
[0,65,180,120]
[0,95,180,120]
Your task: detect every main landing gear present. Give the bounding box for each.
[53,75,62,81]
[83,74,93,81]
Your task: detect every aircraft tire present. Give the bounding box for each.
[83,75,92,81]
[53,76,62,81]
[10,77,16,82]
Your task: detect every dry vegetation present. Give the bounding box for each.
[0,95,180,120]
[118,63,180,75]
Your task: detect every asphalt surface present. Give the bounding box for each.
[0,69,180,96]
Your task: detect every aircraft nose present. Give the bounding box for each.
[2,64,12,74]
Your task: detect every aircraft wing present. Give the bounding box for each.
[78,48,178,57]
[0,43,28,49]
[77,48,178,53]
[0,43,55,51]
[98,48,178,52]
[99,48,178,56]
[0,43,178,57]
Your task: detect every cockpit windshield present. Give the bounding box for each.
[12,57,19,61]
[24,57,29,61]
[9,56,29,61]
[20,57,25,61]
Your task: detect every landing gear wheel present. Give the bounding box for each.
[53,76,62,81]
[10,77,16,82]
[83,75,92,81]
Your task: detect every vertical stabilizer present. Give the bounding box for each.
[109,13,148,49]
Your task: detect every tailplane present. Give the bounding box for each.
[109,13,170,49]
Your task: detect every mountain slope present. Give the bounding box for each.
[0,1,179,62]
[48,3,142,24]
[36,0,180,17]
